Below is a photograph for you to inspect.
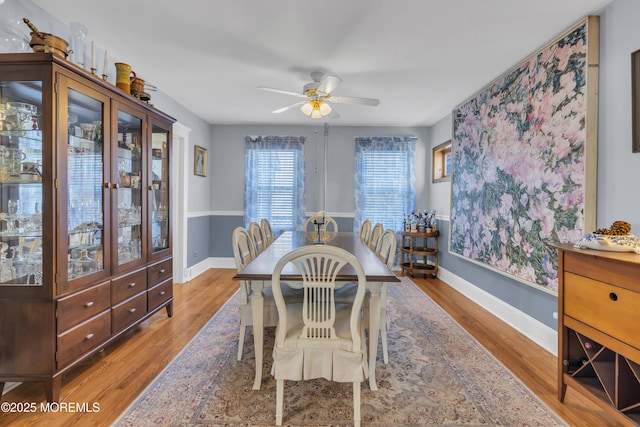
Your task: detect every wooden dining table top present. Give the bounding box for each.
[233,231,400,282]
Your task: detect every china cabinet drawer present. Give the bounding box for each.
[564,271,640,351]
[57,281,110,332]
[148,258,172,287]
[148,278,172,312]
[111,292,147,333]
[57,310,110,368]
[111,268,147,305]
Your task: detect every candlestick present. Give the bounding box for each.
[91,41,95,70]
[103,49,108,76]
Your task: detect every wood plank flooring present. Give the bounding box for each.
[0,269,621,426]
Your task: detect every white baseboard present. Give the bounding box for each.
[180,257,235,283]
[187,257,557,356]
[438,267,557,356]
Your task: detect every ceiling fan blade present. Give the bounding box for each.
[272,101,306,114]
[316,75,342,96]
[258,86,307,98]
[328,95,380,106]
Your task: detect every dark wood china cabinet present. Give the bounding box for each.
[0,53,174,402]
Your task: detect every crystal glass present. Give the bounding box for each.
[69,22,88,68]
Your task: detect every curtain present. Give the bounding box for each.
[244,136,305,235]
[354,136,416,232]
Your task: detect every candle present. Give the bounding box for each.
[103,49,108,76]
[91,41,95,70]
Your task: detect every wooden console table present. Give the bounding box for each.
[554,243,640,426]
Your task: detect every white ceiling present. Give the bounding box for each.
[31,0,612,126]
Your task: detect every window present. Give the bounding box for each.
[432,140,452,182]
[354,137,416,232]
[244,136,305,235]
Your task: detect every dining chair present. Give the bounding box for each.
[260,218,275,246]
[368,222,384,251]
[231,226,278,360]
[358,219,371,243]
[303,211,338,241]
[249,221,267,254]
[333,228,397,363]
[375,229,397,363]
[270,245,368,427]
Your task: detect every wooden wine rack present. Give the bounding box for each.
[564,330,640,421]
[555,243,640,426]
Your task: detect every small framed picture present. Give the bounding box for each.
[194,145,208,177]
[632,49,640,153]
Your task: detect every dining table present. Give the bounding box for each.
[233,230,400,391]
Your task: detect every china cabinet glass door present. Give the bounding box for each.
[0,80,43,286]
[115,108,144,268]
[66,87,105,283]
[149,122,170,259]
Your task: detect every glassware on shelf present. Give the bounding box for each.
[11,244,27,279]
[75,248,96,275]
[0,0,30,54]
[68,22,88,68]
[0,242,14,283]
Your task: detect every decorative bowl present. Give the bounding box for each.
[573,233,640,254]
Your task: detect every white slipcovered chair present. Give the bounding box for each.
[368,222,384,251]
[375,229,397,363]
[334,228,397,364]
[231,226,279,360]
[270,245,368,427]
[260,218,275,246]
[249,221,267,254]
[358,219,371,243]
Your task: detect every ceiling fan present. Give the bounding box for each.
[258,71,380,119]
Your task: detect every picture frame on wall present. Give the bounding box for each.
[450,16,599,294]
[194,145,208,177]
[632,49,640,153]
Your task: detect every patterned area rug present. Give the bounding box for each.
[114,277,566,426]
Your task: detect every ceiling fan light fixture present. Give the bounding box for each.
[302,100,331,119]
[301,102,313,116]
[320,102,332,116]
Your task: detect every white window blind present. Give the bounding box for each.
[244,136,305,234]
[354,137,416,232]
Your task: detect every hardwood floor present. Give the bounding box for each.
[0,269,621,426]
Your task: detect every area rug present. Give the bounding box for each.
[114,277,566,426]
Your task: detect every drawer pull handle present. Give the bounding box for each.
[159,291,166,296]
[85,333,94,340]
[609,292,618,302]
[129,282,136,288]
[129,308,136,313]
[159,269,165,274]
[84,301,94,308]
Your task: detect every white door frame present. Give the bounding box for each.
[172,122,191,283]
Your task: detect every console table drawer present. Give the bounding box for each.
[148,278,172,312]
[111,268,147,305]
[111,292,147,333]
[57,281,110,333]
[564,271,640,349]
[57,310,110,368]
